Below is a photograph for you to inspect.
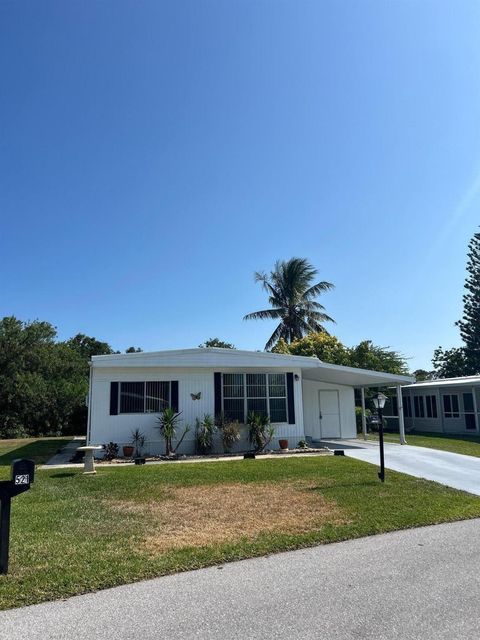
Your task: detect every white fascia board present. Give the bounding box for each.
[90,347,320,369]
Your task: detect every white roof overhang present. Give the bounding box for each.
[91,347,414,388]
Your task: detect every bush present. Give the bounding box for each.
[156,408,190,456]
[195,414,216,454]
[221,421,241,453]
[247,412,275,452]
[355,407,371,434]
[104,442,119,460]
[0,417,28,439]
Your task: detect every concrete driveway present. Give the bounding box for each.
[340,440,480,496]
[2,519,480,639]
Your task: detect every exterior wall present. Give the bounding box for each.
[402,384,480,435]
[88,366,305,455]
[302,379,356,440]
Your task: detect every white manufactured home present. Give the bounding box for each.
[87,348,413,454]
[400,376,480,435]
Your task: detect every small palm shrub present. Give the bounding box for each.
[130,428,146,457]
[195,414,216,454]
[247,411,275,453]
[156,408,190,456]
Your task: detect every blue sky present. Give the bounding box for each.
[1,1,480,371]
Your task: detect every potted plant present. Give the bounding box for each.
[123,444,134,458]
[279,439,289,450]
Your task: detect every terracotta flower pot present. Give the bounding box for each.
[123,445,134,458]
[279,439,289,450]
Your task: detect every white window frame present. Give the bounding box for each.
[443,393,460,419]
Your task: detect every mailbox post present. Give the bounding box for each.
[0,459,35,574]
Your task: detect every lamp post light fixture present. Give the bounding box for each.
[372,392,388,482]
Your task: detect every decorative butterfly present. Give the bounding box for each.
[191,392,201,400]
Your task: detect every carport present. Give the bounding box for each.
[299,360,414,443]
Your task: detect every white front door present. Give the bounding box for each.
[318,390,341,438]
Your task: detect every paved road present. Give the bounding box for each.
[2,519,480,639]
[343,441,480,495]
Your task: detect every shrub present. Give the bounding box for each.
[355,407,371,434]
[130,428,146,457]
[221,421,241,453]
[195,414,216,454]
[156,407,190,456]
[297,439,309,449]
[104,442,119,460]
[247,412,275,453]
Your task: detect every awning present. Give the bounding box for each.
[301,361,413,388]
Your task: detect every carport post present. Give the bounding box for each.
[361,388,367,440]
[397,385,407,445]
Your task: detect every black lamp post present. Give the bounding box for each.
[372,392,388,482]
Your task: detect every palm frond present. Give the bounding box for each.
[264,323,287,351]
[304,281,335,299]
[243,308,283,321]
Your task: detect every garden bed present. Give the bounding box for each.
[93,446,332,464]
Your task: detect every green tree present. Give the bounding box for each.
[348,340,409,375]
[199,338,235,349]
[432,346,468,378]
[456,231,480,373]
[275,332,408,374]
[0,317,86,437]
[125,346,143,353]
[412,368,435,382]
[273,333,350,365]
[244,257,334,350]
[65,333,114,363]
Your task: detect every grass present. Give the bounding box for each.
[364,431,480,458]
[0,437,72,467]
[1,446,480,610]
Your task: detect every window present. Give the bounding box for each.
[222,374,245,423]
[414,395,425,418]
[268,373,287,423]
[246,373,268,416]
[425,395,437,419]
[222,373,288,423]
[443,394,459,418]
[402,395,412,418]
[119,381,171,414]
[463,393,477,430]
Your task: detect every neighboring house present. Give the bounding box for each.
[397,376,480,435]
[87,348,413,454]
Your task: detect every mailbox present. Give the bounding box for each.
[0,458,35,574]
[11,459,35,488]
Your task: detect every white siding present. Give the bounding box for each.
[402,384,480,435]
[89,366,305,455]
[302,379,356,440]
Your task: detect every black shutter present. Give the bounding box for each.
[110,382,119,415]
[214,372,222,417]
[171,381,179,412]
[286,373,295,424]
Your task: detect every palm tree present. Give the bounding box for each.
[244,257,334,350]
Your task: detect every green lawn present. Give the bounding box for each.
[0,437,72,467]
[0,443,480,610]
[364,431,480,457]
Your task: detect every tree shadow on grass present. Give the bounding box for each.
[0,439,71,467]
[50,472,77,478]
